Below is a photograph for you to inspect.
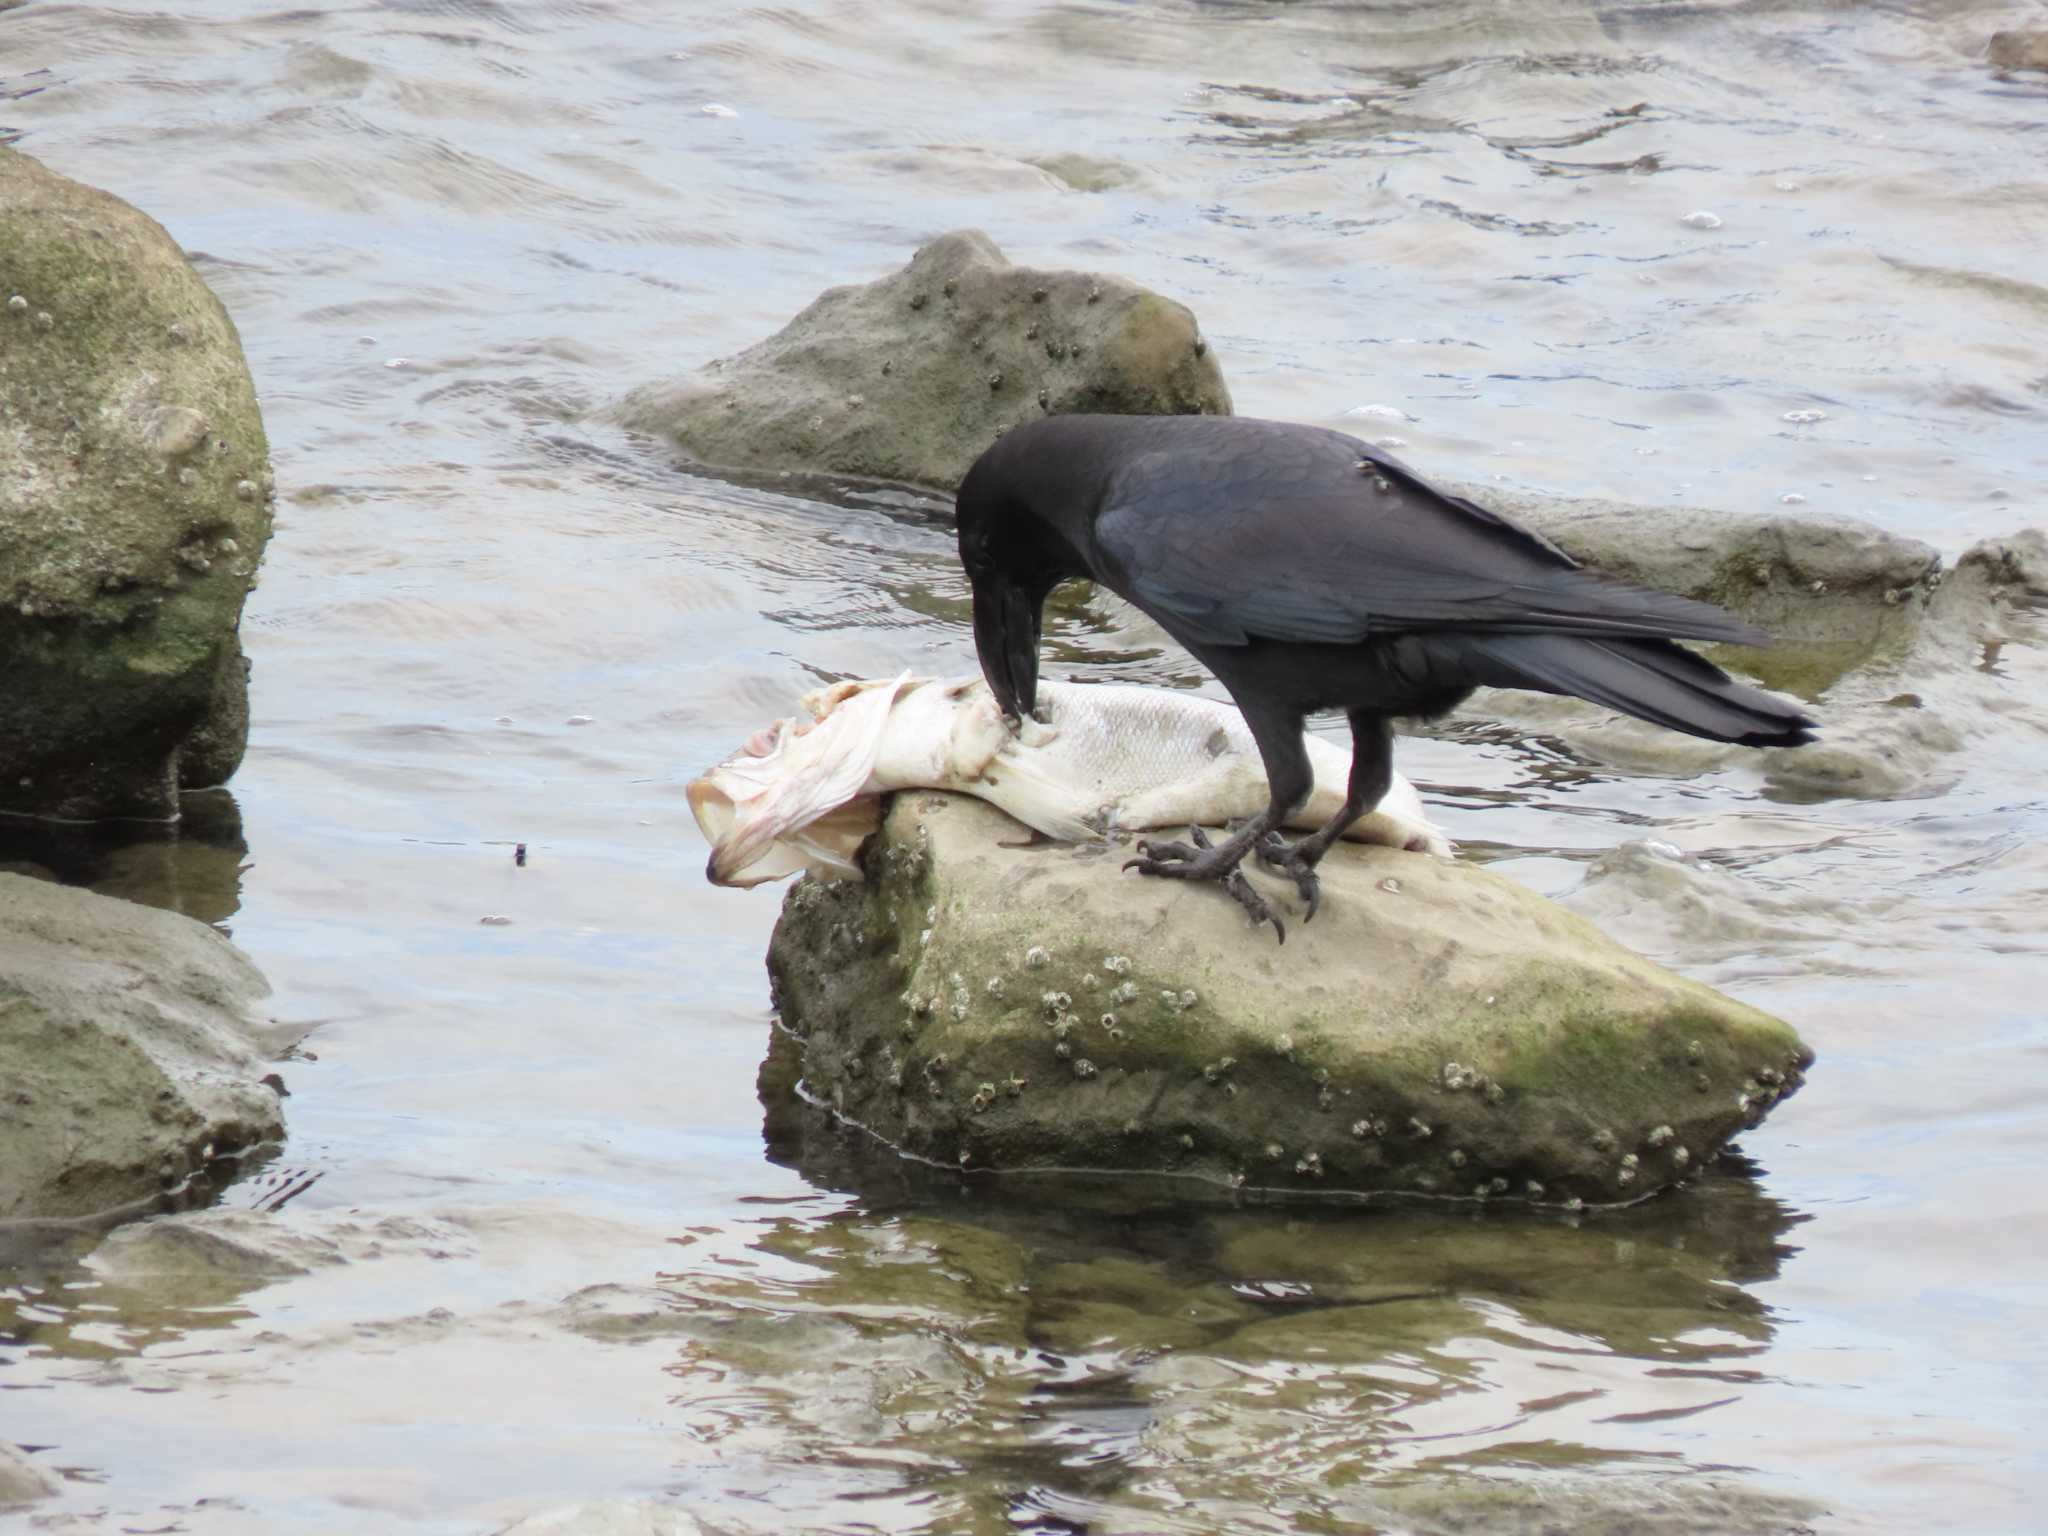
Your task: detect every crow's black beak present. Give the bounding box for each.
[972,576,1042,720]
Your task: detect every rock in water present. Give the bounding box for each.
[1988,30,2048,72]
[0,1441,60,1508]
[0,874,284,1220]
[0,144,275,820]
[616,229,1230,489]
[767,795,1811,1204]
[495,1503,708,1536]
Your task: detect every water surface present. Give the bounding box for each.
[2,1,2045,1531]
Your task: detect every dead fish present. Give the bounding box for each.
[689,675,1452,888]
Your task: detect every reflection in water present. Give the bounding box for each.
[0,788,248,928]
[707,1056,1811,1530]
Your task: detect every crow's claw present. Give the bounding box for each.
[1124,838,1199,871]
[1123,826,1285,943]
[1223,867,1285,943]
[1255,832,1323,923]
[1123,826,1224,877]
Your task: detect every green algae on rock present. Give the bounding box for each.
[616,229,1230,490]
[0,873,283,1221]
[0,143,274,820]
[765,794,1811,1205]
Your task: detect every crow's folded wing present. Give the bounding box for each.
[1091,433,1765,649]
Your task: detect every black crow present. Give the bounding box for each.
[955,413,1815,941]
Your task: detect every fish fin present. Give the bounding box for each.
[784,796,885,881]
[799,672,927,720]
[971,744,1106,843]
[798,679,864,720]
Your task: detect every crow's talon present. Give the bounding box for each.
[1223,868,1285,943]
[1255,833,1323,922]
[1125,827,1231,876]
[1125,837,1203,873]
[1124,827,1284,942]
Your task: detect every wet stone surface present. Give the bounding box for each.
[0,873,283,1222]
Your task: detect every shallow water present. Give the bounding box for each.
[2,0,2046,1531]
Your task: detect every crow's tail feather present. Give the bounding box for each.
[1464,633,1816,748]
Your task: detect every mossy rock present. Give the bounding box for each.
[0,872,282,1220]
[766,794,1811,1206]
[617,229,1230,490]
[0,143,274,819]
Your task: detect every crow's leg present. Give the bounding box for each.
[1255,711,1392,923]
[1125,696,1311,943]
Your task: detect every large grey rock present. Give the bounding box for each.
[0,143,274,820]
[765,794,1810,1206]
[617,230,1230,489]
[0,873,283,1220]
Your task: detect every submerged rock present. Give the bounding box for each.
[79,1206,476,1318]
[1563,838,1858,963]
[1763,524,2048,797]
[0,144,274,820]
[0,1442,60,1508]
[0,873,283,1220]
[1988,29,2048,72]
[1357,1476,1822,1536]
[765,794,1810,1205]
[495,1502,710,1536]
[617,229,1230,489]
[87,1207,346,1302]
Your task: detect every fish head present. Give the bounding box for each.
[687,676,914,887]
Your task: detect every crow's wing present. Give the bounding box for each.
[1090,428,1764,649]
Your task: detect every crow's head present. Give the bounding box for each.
[956,424,1100,721]
[958,509,1044,720]
[966,568,1043,721]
